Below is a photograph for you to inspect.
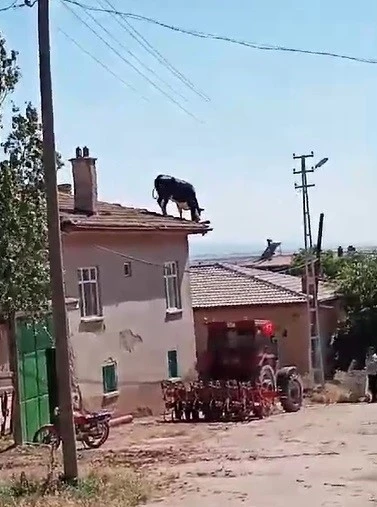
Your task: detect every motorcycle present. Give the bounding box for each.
[33,407,111,449]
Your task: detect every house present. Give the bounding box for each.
[190,262,340,378]
[59,147,211,417]
[243,254,293,272]
[238,239,293,272]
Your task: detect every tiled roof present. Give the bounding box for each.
[243,254,293,269]
[58,192,211,235]
[189,263,337,309]
[232,265,337,303]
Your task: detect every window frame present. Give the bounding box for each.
[102,360,118,395]
[167,349,178,378]
[163,261,182,311]
[123,262,132,277]
[77,266,102,318]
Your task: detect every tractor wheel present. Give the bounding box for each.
[259,364,277,392]
[280,373,303,413]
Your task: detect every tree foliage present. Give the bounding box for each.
[290,245,377,369]
[331,253,377,369]
[0,103,50,317]
[0,34,62,319]
[0,35,19,126]
[290,248,344,280]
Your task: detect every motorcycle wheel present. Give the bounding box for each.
[33,425,61,450]
[83,421,110,449]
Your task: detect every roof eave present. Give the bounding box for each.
[61,221,212,235]
[192,300,307,310]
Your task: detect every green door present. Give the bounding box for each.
[17,316,55,443]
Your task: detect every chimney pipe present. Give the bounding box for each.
[58,183,72,195]
[69,146,98,215]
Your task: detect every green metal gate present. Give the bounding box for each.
[16,316,56,443]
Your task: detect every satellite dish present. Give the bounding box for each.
[315,157,328,169]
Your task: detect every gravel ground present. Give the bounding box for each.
[138,404,377,506]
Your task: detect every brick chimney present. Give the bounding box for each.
[70,146,97,215]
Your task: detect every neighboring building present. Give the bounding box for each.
[239,239,293,272]
[242,254,293,272]
[190,262,339,377]
[59,147,211,417]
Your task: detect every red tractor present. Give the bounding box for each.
[162,319,303,422]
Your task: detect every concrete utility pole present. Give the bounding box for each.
[37,0,78,480]
[293,152,325,386]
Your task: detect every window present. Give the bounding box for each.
[102,361,118,394]
[124,262,132,277]
[77,267,101,317]
[167,350,178,378]
[163,261,181,310]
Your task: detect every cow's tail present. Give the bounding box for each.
[152,187,157,199]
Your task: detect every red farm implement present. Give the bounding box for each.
[161,319,303,422]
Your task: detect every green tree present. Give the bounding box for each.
[336,253,377,314]
[0,34,62,320]
[332,253,377,369]
[0,103,50,318]
[290,248,344,280]
[0,35,19,127]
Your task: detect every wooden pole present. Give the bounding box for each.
[37,0,78,480]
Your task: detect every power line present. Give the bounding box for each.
[93,242,310,277]
[0,1,24,12]
[100,0,210,102]
[57,27,149,101]
[77,0,190,104]
[62,0,377,66]
[61,1,202,122]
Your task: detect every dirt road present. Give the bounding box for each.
[2,403,377,506]
[135,404,377,506]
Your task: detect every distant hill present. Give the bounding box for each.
[190,242,377,262]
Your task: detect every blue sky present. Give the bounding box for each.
[2,0,377,254]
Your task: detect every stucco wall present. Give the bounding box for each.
[62,231,197,416]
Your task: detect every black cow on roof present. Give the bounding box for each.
[152,174,204,222]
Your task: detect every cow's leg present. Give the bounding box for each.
[177,204,183,219]
[157,196,168,215]
[189,204,200,222]
[161,199,168,216]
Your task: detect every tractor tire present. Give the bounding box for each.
[259,364,277,391]
[278,370,303,413]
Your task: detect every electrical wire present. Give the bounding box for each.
[99,0,210,102]
[62,0,377,66]
[92,0,191,104]
[61,0,203,122]
[93,243,310,277]
[57,27,149,101]
[0,1,23,12]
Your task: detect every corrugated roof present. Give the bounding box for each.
[59,192,211,235]
[190,263,337,309]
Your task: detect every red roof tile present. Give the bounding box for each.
[58,192,211,235]
[190,263,336,308]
